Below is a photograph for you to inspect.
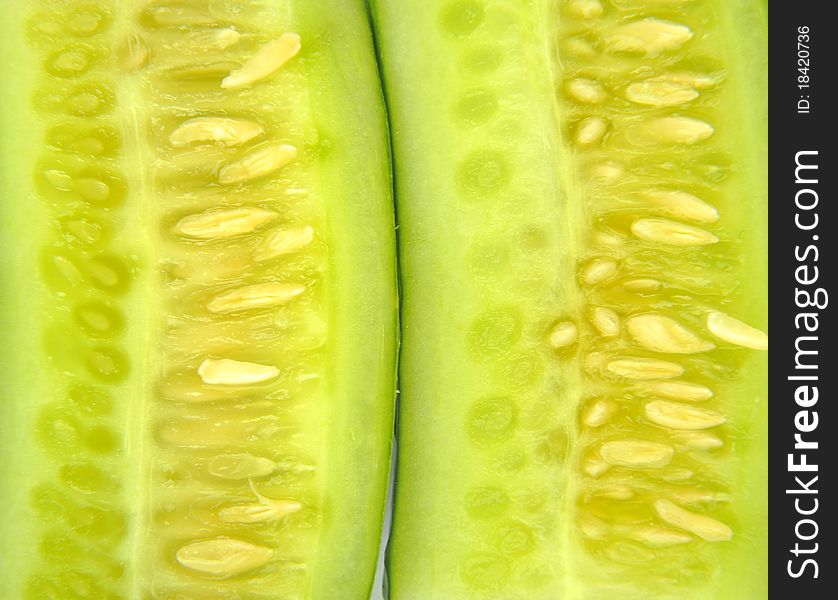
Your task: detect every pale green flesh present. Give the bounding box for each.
[0,1,396,599]
[374,0,767,598]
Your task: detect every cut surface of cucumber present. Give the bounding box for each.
[373,0,767,598]
[0,1,397,598]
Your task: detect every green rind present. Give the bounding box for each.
[295,1,399,598]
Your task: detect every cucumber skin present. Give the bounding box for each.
[371,0,767,598]
[0,1,398,598]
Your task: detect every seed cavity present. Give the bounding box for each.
[625,78,699,107]
[605,19,693,57]
[575,116,608,146]
[218,144,297,184]
[641,381,714,402]
[198,358,280,386]
[706,311,768,350]
[626,313,714,354]
[631,218,718,246]
[175,206,277,239]
[169,117,263,147]
[254,225,315,261]
[207,454,277,480]
[645,400,726,430]
[207,282,305,314]
[583,399,617,427]
[548,321,578,349]
[599,440,674,469]
[222,32,301,89]
[590,307,620,337]
[606,357,683,380]
[581,257,618,285]
[176,538,274,578]
[654,499,732,542]
[566,78,607,104]
[640,116,714,145]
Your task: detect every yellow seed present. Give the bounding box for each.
[566,0,604,18]
[44,169,74,191]
[590,307,620,337]
[254,226,315,261]
[669,488,730,505]
[626,313,714,354]
[207,454,277,480]
[659,70,720,90]
[119,34,150,71]
[583,399,617,427]
[625,78,699,107]
[591,161,625,183]
[581,453,611,477]
[575,116,608,146]
[645,400,726,430]
[599,440,674,468]
[629,525,692,547]
[207,282,305,314]
[192,27,241,51]
[641,116,714,145]
[169,117,263,147]
[219,144,297,184]
[564,38,597,58]
[673,431,724,450]
[548,321,578,349]
[76,178,110,203]
[175,206,277,239]
[654,499,732,542]
[581,257,618,285]
[605,19,693,57]
[642,381,714,402]
[176,538,274,578]
[643,189,719,223]
[606,357,683,380]
[631,218,718,246]
[566,78,607,104]
[218,500,302,524]
[594,485,634,500]
[706,311,768,350]
[198,358,280,386]
[222,32,301,89]
[623,278,662,293]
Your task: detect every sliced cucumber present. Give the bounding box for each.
[0,1,397,598]
[373,0,767,597]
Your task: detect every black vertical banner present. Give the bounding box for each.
[770,3,834,598]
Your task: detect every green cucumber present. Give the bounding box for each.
[0,1,397,598]
[373,0,767,598]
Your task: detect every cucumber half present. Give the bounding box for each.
[373,0,767,598]
[0,1,397,598]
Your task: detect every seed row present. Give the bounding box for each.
[556,0,767,577]
[27,2,130,597]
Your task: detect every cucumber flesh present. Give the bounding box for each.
[0,1,397,598]
[373,0,767,598]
